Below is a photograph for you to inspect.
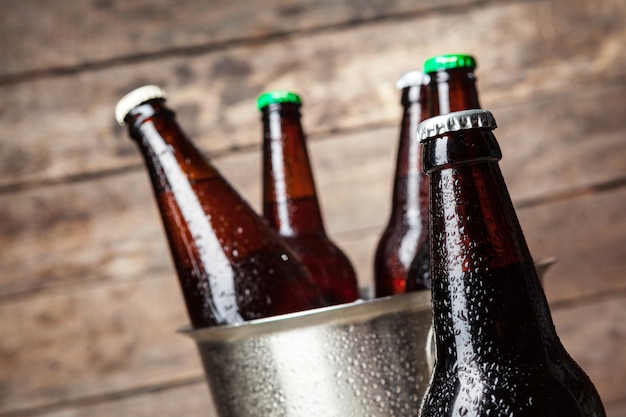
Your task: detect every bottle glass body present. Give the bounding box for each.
[261,101,359,304]
[406,62,482,292]
[125,99,328,328]
[427,66,481,116]
[418,115,606,417]
[374,83,430,296]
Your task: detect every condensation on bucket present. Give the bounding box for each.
[183,290,433,417]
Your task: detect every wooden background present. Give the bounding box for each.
[1,0,624,416]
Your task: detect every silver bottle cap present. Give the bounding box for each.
[395,70,429,90]
[417,109,497,142]
[115,85,167,125]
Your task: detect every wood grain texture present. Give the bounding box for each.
[1,0,623,190]
[552,297,626,406]
[1,277,622,416]
[518,188,626,304]
[1,187,624,413]
[1,0,624,415]
[2,82,625,298]
[607,401,626,417]
[0,0,482,78]
[0,381,215,417]
[59,383,216,417]
[0,273,201,413]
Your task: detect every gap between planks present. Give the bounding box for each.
[0,374,206,417]
[0,0,534,87]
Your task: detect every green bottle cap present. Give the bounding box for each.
[257,90,302,110]
[423,54,477,74]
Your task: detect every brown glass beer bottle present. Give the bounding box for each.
[424,53,481,115]
[405,53,482,292]
[417,109,606,417]
[115,86,329,328]
[258,91,359,304]
[374,71,430,296]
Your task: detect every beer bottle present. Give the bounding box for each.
[258,90,359,304]
[405,53,481,292]
[115,85,329,328]
[424,53,481,115]
[373,71,430,296]
[417,109,606,417]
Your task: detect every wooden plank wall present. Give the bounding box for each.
[1,0,624,416]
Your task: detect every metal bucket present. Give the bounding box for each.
[183,290,433,417]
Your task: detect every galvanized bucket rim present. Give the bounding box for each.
[180,290,431,343]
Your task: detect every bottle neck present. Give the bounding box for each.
[261,103,326,236]
[127,99,275,261]
[127,100,220,188]
[124,98,329,327]
[389,85,429,226]
[424,128,558,368]
[127,100,254,326]
[428,67,481,116]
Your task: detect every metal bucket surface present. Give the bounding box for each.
[183,291,433,417]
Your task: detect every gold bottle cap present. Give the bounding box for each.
[417,109,497,142]
[115,85,167,125]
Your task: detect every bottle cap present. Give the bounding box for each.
[417,109,497,142]
[395,70,428,90]
[423,54,477,74]
[115,85,167,125]
[257,90,302,110]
